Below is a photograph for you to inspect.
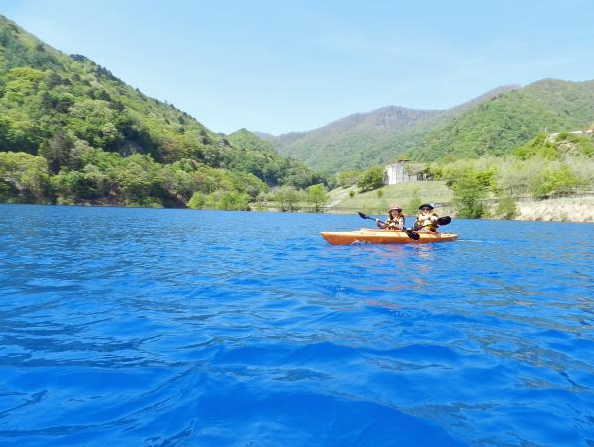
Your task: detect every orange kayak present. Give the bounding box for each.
[320,228,458,245]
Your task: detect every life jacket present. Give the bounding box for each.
[384,213,405,230]
[414,211,438,231]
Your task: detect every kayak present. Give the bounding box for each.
[320,228,458,245]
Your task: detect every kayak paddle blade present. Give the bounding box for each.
[405,230,420,240]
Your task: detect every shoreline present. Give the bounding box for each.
[2,198,594,224]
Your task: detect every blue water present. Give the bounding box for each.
[0,204,593,447]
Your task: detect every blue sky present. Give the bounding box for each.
[2,0,593,134]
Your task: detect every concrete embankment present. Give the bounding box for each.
[514,197,594,222]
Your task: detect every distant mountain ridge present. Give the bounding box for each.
[261,106,443,172]
[261,81,594,172]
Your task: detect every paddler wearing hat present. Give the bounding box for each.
[413,203,440,232]
[376,204,405,230]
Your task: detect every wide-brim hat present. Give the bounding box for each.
[389,204,402,212]
[419,203,434,210]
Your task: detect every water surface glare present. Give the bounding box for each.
[0,204,593,446]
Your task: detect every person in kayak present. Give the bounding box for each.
[413,203,440,232]
[376,204,405,230]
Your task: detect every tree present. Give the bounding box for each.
[452,175,487,218]
[357,166,384,191]
[495,194,517,219]
[528,165,582,199]
[307,184,328,212]
[217,191,250,210]
[39,131,80,174]
[274,186,301,211]
[0,152,51,202]
[336,170,361,188]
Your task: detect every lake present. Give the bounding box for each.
[0,204,593,446]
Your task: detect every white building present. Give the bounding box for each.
[384,159,418,185]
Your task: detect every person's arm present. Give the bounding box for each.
[397,216,405,230]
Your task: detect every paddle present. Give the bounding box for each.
[357,211,420,241]
[437,216,451,226]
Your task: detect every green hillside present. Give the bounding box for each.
[225,128,326,188]
[409,79,594,161]
[265,81,594,172]
[266,106,442,172]
[0,15,323,207]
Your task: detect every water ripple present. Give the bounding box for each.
[0,205,593,446]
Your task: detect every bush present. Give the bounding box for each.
[528,165,582,199]
[336,170,361,188]
[495,194,517,219]
[188,191,207,209]
[187,190,250,210]
[217,191,250,210]
[452,175,487,218]
[357,166,384,191]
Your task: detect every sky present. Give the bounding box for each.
[1,0,593,134]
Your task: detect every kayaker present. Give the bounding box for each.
[413,203,440,232]
[376,204,405,230]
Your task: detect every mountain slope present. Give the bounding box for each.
[409,79,594,160]
[266,106,442,172]
[264,80,594,172]
[0,14,323,206]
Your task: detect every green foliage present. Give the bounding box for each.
[450,170,492,218]
[336,170,361,188]
[306,184,328,211]
[0,16,325,207]
[512,134,558,160]
[273,186,304,211]
[267,80,594,172]
[216,190,250,210]
[528,165,583,199]
[224,128,328,188]
[495,194,517,219]
[357,166,384,191]
[187,190,249,210]
[0,151,50,202]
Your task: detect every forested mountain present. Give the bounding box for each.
[264,106,442,172]
[264,81,594,172]
[407,79,594,161]
[0,15,324,207]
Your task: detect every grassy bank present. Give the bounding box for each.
[326,181,453,215]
